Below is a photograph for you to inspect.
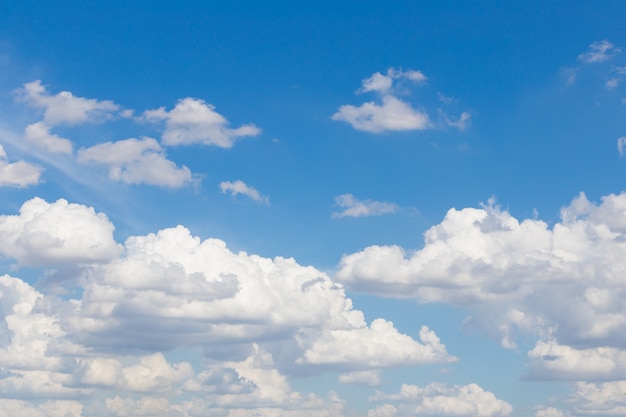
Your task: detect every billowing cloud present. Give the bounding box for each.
[143,97,260,148]
[16,80,120,154]
[77,137,194,188]
[220,180,269,204]
[368,383,513,417]
[336,192,626,379]
[0,198,120,266]
[578,40,621,64]
[332,193,398,218]
[0,198,458,416]
[0,145,42,187]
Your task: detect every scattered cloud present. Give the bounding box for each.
[0,197,120,267]
[0,145,42,187]
[617,136,626,156]
[607,66,626,90]
[336,191,626,380]
[220,180,269,204]
[77,137,195,188]
[143,97,261,148]
[368,383,513,417]
[332,194,399,218]
[339,370,381,387]
[578,40,621,64]
[333,68,468,134]
[15,80,120,154]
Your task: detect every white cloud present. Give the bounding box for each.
[369,383,513,417]
[606,67,626,90]
[220,180,269,204]
[333,68,467,134]
[534,407,563,417]
[578,40,621,64]
[16,80,120,154]
[332,194,398,218]
[339,370,381,387]
[332,95,431,133]
[143,97,260,148]
[77,137,194,188]
[0,145,42,187]
[0,400,84,417]
[0,198,120,267]
[568,381,626,416]
[336,191,626,379]
[618,137,626,156]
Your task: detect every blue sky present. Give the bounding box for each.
[1,2,626,416]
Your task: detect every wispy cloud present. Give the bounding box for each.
[578,40,621,64]
[220,179,269,204]
[332,193,398,218]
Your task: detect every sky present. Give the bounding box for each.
[1,1,626,416]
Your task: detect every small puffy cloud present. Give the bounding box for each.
[332,95,431,133]
[618,136,626,156]
[606,67,626,90]
[333,68,467,134]
[16,80,119,126]
[534,407,563,417]
[578,40,621,64]
[220,180,269,204]
[0,145,42,187]
[77,137,194,188]
[0,198,120,266]
[339,370,381,387]
[16,80,121,154]
[369,383,513,417]
[332,194,398,218]
[143,97,260,148]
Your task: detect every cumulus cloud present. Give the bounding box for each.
[16,80,120,154]
[0,198,120,266]
[0,400,83,417]
[578,40,621,64]
[336,192,626,379]
[0,145,42,187]
[333,68,468,133]
[220,180,269,204]
[368,383,513,417]
[77,137,194,188]
[332,193,399,218]
[143,97,260,148]
[339,370,381,387]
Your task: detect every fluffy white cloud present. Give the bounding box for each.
[0,145,42,187]
[332,194,398,218]
[16,80,120,154]
[77,137,194,188]
[568,381,626,416]
[336,192,626,378]
[143,98,260,148]
[0,198,120,266]
[220,180,269,204]
[332,95,431,133]
[368,383,513,417]
[333,68,467,134]
[578,40,621,64]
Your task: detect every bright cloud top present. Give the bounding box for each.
[16,80,121,154]
[0,145,42,187]
[332,193,399,218]
[220,180,269,204]
[143,97,261,148]
[77,137,194,188]
[337,192,626,380]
